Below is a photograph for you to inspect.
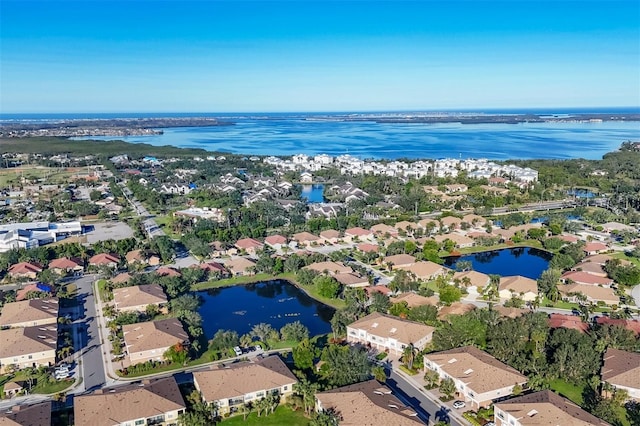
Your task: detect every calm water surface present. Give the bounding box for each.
[198,280,334,338]
[75,119,640,160]
[444,247,552,280]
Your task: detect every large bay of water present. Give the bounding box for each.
[444,247,552,280]
[197,280,334,339]
[76,119,639,160]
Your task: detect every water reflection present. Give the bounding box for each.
[444,248,551,279]
[198,280,334,338]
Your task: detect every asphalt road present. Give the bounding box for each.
[74,275,107,392]
[387,369,466,426]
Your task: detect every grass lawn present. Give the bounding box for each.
[0,371,74,397]
[0,165,77,186]
[221,406,309,425]
[610,251,640,267]
[541,297,579,310]
[549,379,584,406]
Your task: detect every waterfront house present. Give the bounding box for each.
[122,319,189,364]
[498,276,538,302]
[224,257,257,276]
[315,380,421,425]
[113,284,167,313]
[560,271,613,287]
[194,356,298,416]
[304,261,353,275]
[74,377,186,426]
[346,312,434,355]
[402,261,449,281]
[424,346,527,408]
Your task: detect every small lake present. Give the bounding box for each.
[444,247,552,280]
[300,184,325,203]
[198,280,334,339]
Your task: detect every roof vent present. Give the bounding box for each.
[371,322,378,328]
[464,368,474,375]
[448,358,457,364]
[527,409,538,417]
[390,327,397,333]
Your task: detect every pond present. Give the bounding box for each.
[300,184,325,203]
[197,280,334,339]
[444,247,552,280]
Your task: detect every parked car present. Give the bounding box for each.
[233,346,242,357]
[452,400,466,409]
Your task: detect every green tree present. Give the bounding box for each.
[321,344,372,387]
[424,369,440,389]
[438,285,462,305]
[294,378,319,416]
[439,377,456,399]
[369,292,391,314]
[293,338,316,370]
[401,343,417,370]
[280,321,309,342]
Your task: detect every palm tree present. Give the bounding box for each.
[241,401,253,421]
[294,379,319,415]
[402,343,417,370]
[424,369,440,389]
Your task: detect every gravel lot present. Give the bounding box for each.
[84,221,134,244]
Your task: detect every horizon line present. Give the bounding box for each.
[2,105,639,116]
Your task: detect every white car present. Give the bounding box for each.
[452,400,466,409]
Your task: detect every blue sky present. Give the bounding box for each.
[1,0,639,112]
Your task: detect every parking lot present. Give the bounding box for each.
[84,221,134,244]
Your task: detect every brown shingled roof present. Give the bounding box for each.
[316,379,422,425]
[73,377,186,426]
[194,356,297,403]
[494,390,610,425]
[348,312,434,345]
[601,348,640,390]
[113,284,167,310]
[122,319,188,354]
[0,298,59,327]
[0,401,52,426]
[425,346,527,395]
[0,325,57,358]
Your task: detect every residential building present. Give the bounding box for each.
[304,261,352,275]
[601,348,640,401]
[110,272,132,285]
[88,253,120,268]
[0,298,59,328]
[434,233,474,248]
[383,254,416,269]
[234,238,264,255]
[437,303,476,320]
[0,402,52,426]
[48,257,83,275]
[424,346,527,408]
[401,261,449,281]
[346,312,435,355]
[560,283,620,305]
[224,257,256,276]
[122,319,188,364]
[560,271,613,287]
[194,356,297,415]
[292,231,321,247]
[174,207,225,223]
[0,325,57,373]
[334,272,369,288]
[583,242,609,256]
[452,270,490,289]
[7,262,43,279]
[493,390,609,426]
[390,292,438,308]
[113,284,168,313]
[315,379,421,425]
[548,313,589,333]
[74,377,186,426]
[595,317,640,335]
[498,276,538,302]
[344,227,374,241]
[319,229,341,244]
[264,234,287,250]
